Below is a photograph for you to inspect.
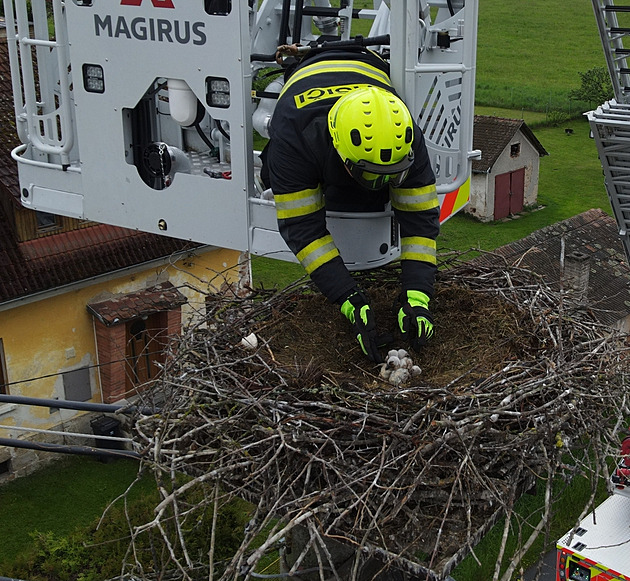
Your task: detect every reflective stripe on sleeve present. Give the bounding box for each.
[275,187,324,219]
[390,184,439,212]
[400,236,437,264]
[296,235,340,274]
[280,60,392,97]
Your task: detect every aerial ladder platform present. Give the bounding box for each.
[4,0,478,272]
[588,0,630,262]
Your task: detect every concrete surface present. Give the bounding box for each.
[523,550,556,581]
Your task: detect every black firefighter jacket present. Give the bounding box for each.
[263,48,440,304]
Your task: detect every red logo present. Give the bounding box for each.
[120,0,175,7]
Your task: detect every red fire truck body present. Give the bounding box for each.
[556,494,630,581]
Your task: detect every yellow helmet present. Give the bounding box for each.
[328,86,415,190]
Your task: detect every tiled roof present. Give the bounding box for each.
[0,218,199,302]
[470,208,630,327]
[472,115,548,173]
[0,38,201,305]
[87,281,188,326]
[0,200,24,300]
[0,35,20,199]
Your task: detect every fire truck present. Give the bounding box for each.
[2,0,479,272]
[556,492,630,581]
[556,435,630,581]
[556,438,630,581]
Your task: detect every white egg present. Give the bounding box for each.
[240,333,258,349]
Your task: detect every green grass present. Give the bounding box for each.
[0,456,147,567]
[475,107,549,127]
[475,0,605,111]
[439,115,609,254]
[452,475,609,581]
[250,254,306,291]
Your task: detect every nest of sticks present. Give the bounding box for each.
[127,256,630,581]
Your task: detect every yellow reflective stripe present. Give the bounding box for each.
[294,83,374,109]
[296,235,340,274]
[275,187,324,219]
[391,184,439,212]
[280,60,392,97]
[400,236,437,264]
[453,178,470,213]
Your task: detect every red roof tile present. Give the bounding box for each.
[86,281,188,326]
[0,36,21,201]
[472,115,548,173]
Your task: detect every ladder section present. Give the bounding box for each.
[592,0,630,103]
[4,0,76,167]
[391,0,478,195]
[587,100,630,261]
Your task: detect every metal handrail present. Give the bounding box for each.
[5,0,75,165]
[0,393,156,460]
[11,143,81,172]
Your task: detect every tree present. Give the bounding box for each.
[569,66,614,108]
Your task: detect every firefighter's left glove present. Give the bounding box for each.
[398,290,435,351]
[341,291,383,363]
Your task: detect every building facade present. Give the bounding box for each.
[468,116,548,222]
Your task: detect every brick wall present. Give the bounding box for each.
[94,308,182,403]
[94,320,127,403]
[165,309,181,336]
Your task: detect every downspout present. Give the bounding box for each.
[92,317,104,405]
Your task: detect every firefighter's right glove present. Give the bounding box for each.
[341,291,383,363]
[398,290,435,351]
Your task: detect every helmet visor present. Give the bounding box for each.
[344,152,414,190]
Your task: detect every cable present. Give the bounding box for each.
[195,122,215,150]
[215,119,230,141]
[0,349,163,392]
[0,437,142,460]
[250,52,280,62]
[0,393,156,415]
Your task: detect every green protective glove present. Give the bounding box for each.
[340,290,383,363]
[398,290,435,351]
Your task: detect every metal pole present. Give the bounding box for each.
[0,437,142,460]
[0,393,157,415]
[3,424,133,444]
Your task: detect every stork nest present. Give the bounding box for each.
[128,257,630,581]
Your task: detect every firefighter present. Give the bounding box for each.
[261,47,439,363]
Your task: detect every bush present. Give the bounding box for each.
[546,109,570,127]
[4,482,253,581]
[568,66,614,109]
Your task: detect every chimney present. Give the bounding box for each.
[564,250,591,303]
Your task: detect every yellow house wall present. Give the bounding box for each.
[0,247,246,436]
